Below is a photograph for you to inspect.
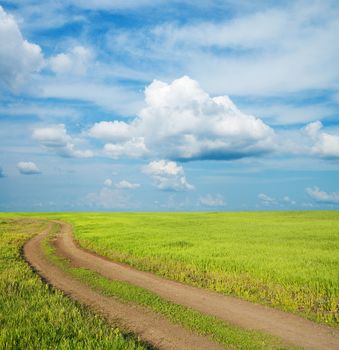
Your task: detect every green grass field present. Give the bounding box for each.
[0,218,148,350]
[40,211,338,327]
[0,211,338,349]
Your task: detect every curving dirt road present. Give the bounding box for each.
[54,220,339,350]
[25,220,339,350]
[23,223,225,350]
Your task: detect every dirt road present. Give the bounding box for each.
[54,220,339,350]
[25,220,339,350]
[23,223,225,350]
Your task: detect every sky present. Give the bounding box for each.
[0,0,338,212]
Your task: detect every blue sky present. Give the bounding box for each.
[0,0,338,211]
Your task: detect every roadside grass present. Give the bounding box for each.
[0,219,148,350]
[42,222,297,350]
[48,211,338,327]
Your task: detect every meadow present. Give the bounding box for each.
[0,218,147,350]
[47,211,339,327]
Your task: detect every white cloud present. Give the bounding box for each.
[40,81,143,115]
[0,6,44,91]
[17,161,41,175]
[32,124,69,146]
[4,1,85,32]
[242,103,334,126]
[49,53,71,73]
[258,193,276,205]
[302,202,314,208]
[305,121,339,159]
[283,196,296,205]
[196,4,339,96]
[104,137,148,159]
[258,193,297,206]
[306,186,339,204]
[32,124,93,158]
[106,1,339,97]
[103,178,112,187]
[86,187,132,209]
[140,76,275,160]
[199,194,225,207]
[89,121,131,142]
[143,159,183,176]
[0,103,80,120]
[49,46,93,75]
[305,121,323,138]
[116,180,140,189]
[143,160,194,191]
[90,76,274,161]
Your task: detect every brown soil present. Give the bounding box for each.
[23,224,225,350]
[52,220,339,350]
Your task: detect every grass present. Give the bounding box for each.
[41,221,295,350]
[30,211,339,327]
[1,210,337,341]
[0,218,148,350]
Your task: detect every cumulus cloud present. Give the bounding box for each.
[89,76,275,161]
[143,160,194,191]
[49,46,92,75]
[17,161,41,175]
[86,187,132,209]
[0,6,44,91]
[306,186,339,204]
[283,196,296,205]
[258,193,297,206]
[89,121,131,142]
[116,180,140,189]
[104,137,148,159]
[304,121,339,159]
[305,121,323,138]
[0,166,5,178]
[144,160,184,176]
[199,194,225,207]
[32,124,93,158]
[258,193,276,205]
[103,178,112,187]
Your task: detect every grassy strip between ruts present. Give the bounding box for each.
[0,219,149,350]
[42,221,298,350]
